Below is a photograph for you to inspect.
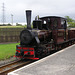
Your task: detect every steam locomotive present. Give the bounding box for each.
[15,10,75,60]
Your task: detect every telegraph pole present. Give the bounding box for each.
[2,3,6,25]
[11,14,13,25]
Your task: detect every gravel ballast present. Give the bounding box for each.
[0,57,17,66]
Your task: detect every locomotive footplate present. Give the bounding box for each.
[14,56,39,60]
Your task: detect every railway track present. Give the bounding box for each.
[0,59,33,75]
[0,47,68,75]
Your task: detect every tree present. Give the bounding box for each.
[65,16,75,27]
[65,16,74,22]
[16,23,22,26]
[7,23,11,26]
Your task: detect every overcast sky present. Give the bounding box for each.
[0,0,75,24]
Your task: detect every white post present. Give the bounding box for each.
[11,14,13,25]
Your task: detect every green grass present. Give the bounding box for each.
[0,43,19,60]
[0,25,33,28]
[0,26,26,28]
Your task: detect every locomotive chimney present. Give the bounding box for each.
[26,10,32,29]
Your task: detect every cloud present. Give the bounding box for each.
[0,0,75,23]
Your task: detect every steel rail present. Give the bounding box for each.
[0,60,32,75]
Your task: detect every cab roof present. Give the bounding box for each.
[40,16,67,20]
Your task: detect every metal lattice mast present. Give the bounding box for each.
[2,3,6,25]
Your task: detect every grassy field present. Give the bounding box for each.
[0,25,33,28]
[0,26,26,28]
[0,43,19,60]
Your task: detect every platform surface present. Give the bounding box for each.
[8,44,75,75]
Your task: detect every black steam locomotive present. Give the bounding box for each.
[15,10,75,60]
